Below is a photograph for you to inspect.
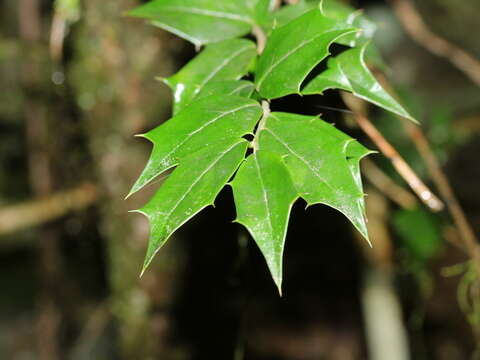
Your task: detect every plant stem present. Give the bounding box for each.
[342,94,444,212]
[0,183,97,236]
[373,70,480,276]
[404,122,480,274]
[253,101,271,152]
[252,24,267,54]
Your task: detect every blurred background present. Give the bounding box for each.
[1,0,479,359]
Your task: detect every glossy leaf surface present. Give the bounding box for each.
[231,151,298,293]
[255,8,356,99]
[139,140,249,272]
[164,39,256,114]
[129,0,252,46]
[128,95,262,197]
[259,112,372,240]
[303,45,415,121]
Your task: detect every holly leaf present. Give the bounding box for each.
[255,8,356,99]
[127,95,262,197]
[259,112,372,240]
[231,151,298,294]
[137,140,249,273]
[303,45,416,122]
[128,0,253,47]
[163,39,256,114]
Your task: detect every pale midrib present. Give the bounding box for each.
[161,6,251,23]
[256,30,346,89]
[229,82,252,96]
[254,155,274,238]
[197,45,253,95]
[264,126,336,193]
[164,141,242,225]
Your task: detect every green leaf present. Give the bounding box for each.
[231,151,298,294]
[163,39,256,114]
[128,0,252,46]
[128,95,262,197]
[303,45,416,122]
[259,112,372,240]
[138,140,249,273]
[195,80,256,101]
[255,8,356,99]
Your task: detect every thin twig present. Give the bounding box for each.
[405,122,480,273]
[362,158,418,210]
[390,0,480,86]
[342,92,444,212]
[372,70,480,275]
[0,183,97,236]
[354,112,444,212]
[252,25,267,54]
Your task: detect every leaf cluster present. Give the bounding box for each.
[128,0,414,293]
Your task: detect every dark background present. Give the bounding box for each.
[1,0,480,359]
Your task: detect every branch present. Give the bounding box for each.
[390,0,480,86]
[404,122,480,273]
[342,93,444,212]
[0,183,97,236]
[371,70,480,275]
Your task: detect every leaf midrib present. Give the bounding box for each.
[160,6,251,23]
[196,45,254,97]
[253,155,274,239]
[163,141,244,228]
[148,103,257,186]
[264,116,336,194]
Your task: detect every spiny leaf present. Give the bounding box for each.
[128,95,262,197]
[128,0,253,46]
[303,45,416,122]
[231,151,298,294]
[138,140,249,273]
[255,8,356,99]
[163,38,256,114]
[259,112,372,240]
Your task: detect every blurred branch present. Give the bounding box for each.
[362,158,418,210]
[0,183,97,236]
[49,12,66,62]
[342,93,444,212]
[390,0,480,86]
[373,71,480,277]
[19,0,41,41]
[404,122,480,274]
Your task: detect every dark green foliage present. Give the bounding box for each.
[129,0,414,292]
